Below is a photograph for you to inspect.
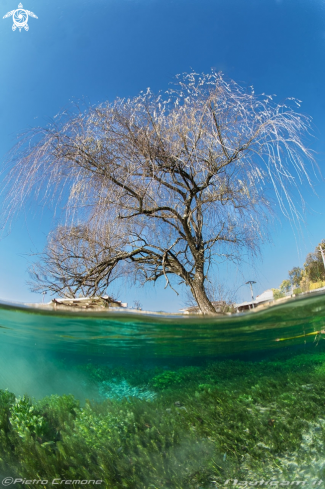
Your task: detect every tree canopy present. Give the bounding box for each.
[279,279,291,294]
[3,72,315,314]
[288,267,303,288]
[304,240,325,283]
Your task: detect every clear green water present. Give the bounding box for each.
[2,293,325,488]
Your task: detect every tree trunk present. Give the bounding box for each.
[190,275,216,315]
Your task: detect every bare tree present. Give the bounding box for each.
[132,300,142,311]
[183,280,237,314]
[28,223,127,298]
[2,72,315,314]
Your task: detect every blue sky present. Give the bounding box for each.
[0,0,325,311]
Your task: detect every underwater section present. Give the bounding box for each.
[1,293,325,487]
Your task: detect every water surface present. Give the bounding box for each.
[1,293,325,488]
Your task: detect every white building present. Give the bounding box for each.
[235,289,274,312]
[255,289,274,302]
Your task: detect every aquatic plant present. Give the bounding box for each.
[2,352,325,487]
[151,366,204,391]
[81,363,156,387]
[70,402,118,451]
[9,396,45,440]
[0,389,15,431]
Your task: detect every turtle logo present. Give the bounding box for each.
[3,3,38,32]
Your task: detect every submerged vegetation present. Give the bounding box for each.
[3,351,325,488]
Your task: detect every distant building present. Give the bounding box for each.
[101,296,128,308]
[235,289,274,313]
[51,296,128,310]
[180,289,276,314]
[180,301,227,315]
[255,289,274,302]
